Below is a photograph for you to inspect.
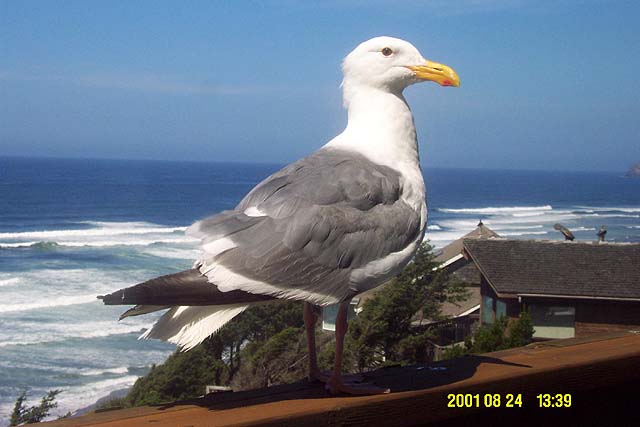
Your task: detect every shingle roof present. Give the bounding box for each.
[462,239,640,300]
[434,223,499,264]
[438,286,481,318]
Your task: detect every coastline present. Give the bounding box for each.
[1,161,639,422]
[73,387,131,417]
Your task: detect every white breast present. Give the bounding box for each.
[326,85,428,295]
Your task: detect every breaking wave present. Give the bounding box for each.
[79,367,131,376]
[0,278,20,287]
[60,375,141,418]
[583,213,640,219]
[0,221,198,250]
[0,322,150,347]
[500,231,549,237]
[576,206,640,213]
[0,238,197,249]
[0,268,149,315]
[0,294,100,314]
[0,224,187,240]
[438,205,553,214]
[427,203,640,248]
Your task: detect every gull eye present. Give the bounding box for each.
[381,47,393,57]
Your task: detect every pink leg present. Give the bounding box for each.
[304,302,328,382]
[327,301,390,395]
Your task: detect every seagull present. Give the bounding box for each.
[100,36,460,395]
[554,223,575,241]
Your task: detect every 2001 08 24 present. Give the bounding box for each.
[447,393,523,408]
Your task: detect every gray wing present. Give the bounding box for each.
[188,148,422,303]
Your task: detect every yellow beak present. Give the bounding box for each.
[406,60,460,87]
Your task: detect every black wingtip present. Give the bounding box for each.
[100,290,124,305]
[97,295,104,300]
[99,269,276,306]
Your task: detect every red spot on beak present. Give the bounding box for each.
[442,80,452,86]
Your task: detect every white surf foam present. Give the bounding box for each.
[79,367,130,376]
[0,320,152,347]
[425,203,612,248]
[0,359,133,377]
[0,241,43,248]
[0,375,142,424]
[577,206,640,213]
[0,294,99,313]
[0,238,196,248]
[500,231,549,237]
[0,277,20,287]
[0,224,187,240]
[141,247,201,260]
[0,268,149,314]
[490,225,544,230]
[58,375,141,419]
[0,221,198,251]
[583,213,640,219]
[438,205,553,214]
[509,211,576,220]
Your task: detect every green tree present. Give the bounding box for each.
[441,311,535,360]
[126,344,227,406]
[125,301,304,406]
[469,316,509,353]
[120,243,472,405]
[232,327,306,390]
[440,343,468,361]
[469,311,535,353]
[505,310,534,348]
[346,242,469,370]
[9,389,61,426]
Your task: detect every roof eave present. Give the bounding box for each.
[517,293,640,302]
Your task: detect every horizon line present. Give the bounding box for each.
[0,154,628,175]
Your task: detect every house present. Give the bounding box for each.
[409,222,500,348]
[462,239,640,339]
[322,222,500,337]
[431,221,499,327]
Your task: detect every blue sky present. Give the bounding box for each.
[1,0,639,171]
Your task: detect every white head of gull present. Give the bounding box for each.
[100,36,459,395]
[335,37,458,171]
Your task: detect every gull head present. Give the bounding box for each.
[342,36,460,93]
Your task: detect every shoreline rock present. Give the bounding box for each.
[626,163,640,177]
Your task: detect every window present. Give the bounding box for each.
[321,301,359,331]
[482,295,494,324]
[496,299,507,319]
[530,304,575,339]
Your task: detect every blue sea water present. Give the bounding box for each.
[0,156,638,422]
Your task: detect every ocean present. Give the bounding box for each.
[0,156,638,422]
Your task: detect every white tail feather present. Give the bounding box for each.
[140,303,254,351]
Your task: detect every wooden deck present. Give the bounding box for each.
[38,332,640,427]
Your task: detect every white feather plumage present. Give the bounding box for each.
[132,37,438,353]
[140,303,253,351]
